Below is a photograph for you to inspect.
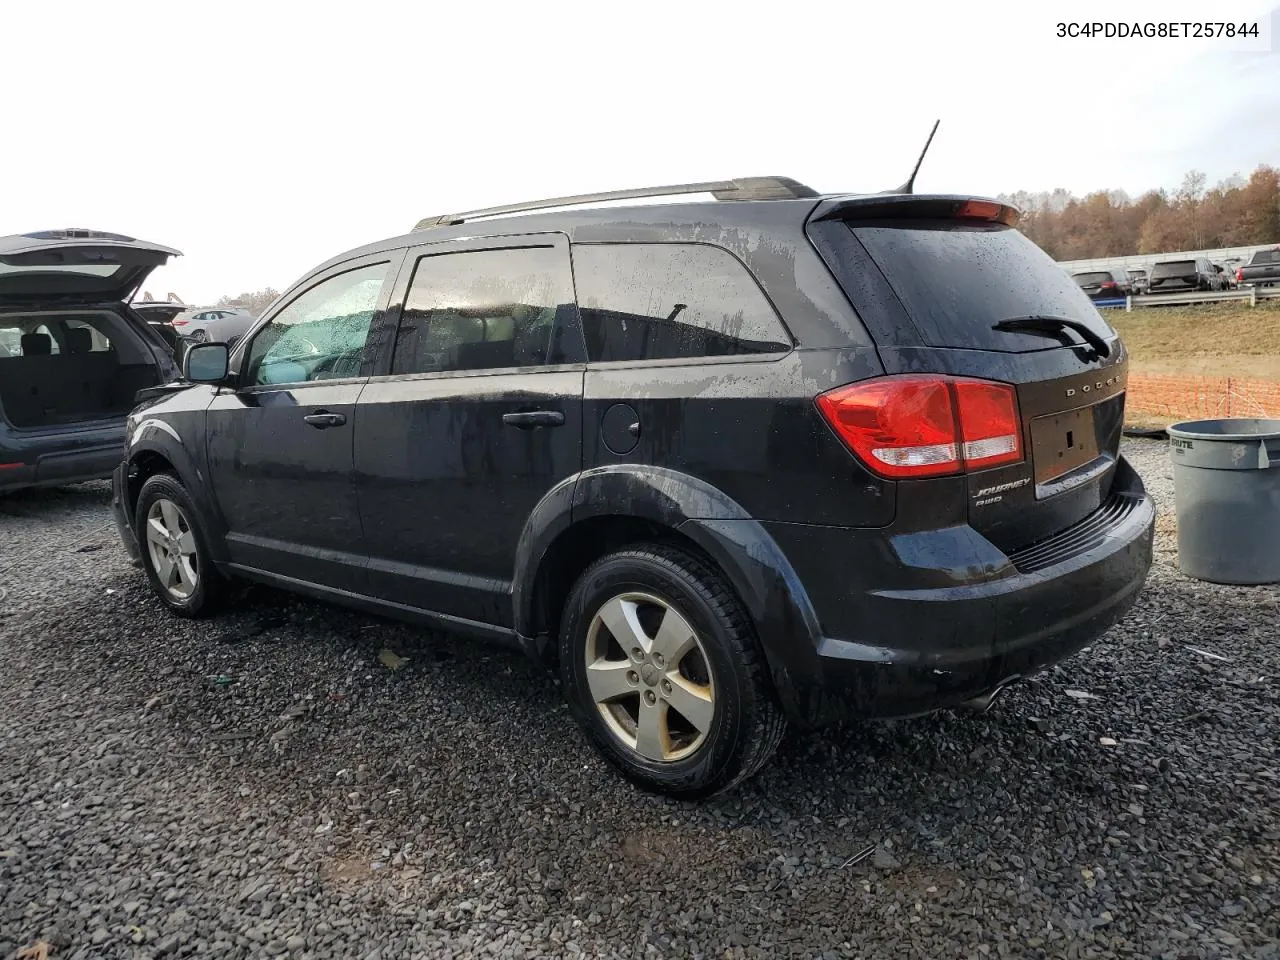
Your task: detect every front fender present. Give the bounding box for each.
[124,414,228,565]
[512,464,824,722]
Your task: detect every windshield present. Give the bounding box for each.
[849,222,1113,353]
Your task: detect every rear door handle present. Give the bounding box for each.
[303,411,347,429]
[502,410,565,429]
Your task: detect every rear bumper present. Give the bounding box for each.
[760,458,1155,726]
[111,459,143,566]
[0,423,125,493]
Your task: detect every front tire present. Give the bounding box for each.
[559,544,786,798]
[135,473,223,617]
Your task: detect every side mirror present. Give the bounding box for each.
[184,342,230,383]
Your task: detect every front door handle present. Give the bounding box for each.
[303,411,347,429]
[502,410,566,429]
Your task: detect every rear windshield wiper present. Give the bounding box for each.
[991,316,1111,358]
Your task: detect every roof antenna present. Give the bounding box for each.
[886,119,940,195]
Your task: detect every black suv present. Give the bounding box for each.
[110,179,1154,797]
[1148,258,1218,293]
[0,230,181,492]
[1070,269,1132,302]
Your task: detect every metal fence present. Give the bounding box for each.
[1060,243,1280,277]
[1094,285,1280,310]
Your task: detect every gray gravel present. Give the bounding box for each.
[1,441,1277,959]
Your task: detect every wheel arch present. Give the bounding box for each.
[513,465,824,721]
[123,423,228,564]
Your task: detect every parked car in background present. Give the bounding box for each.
[110,181,1153,797]
[1212,264,1234,290]
[1127,269,1149,295]
[1071,268,1132,301]
[171,307,255,345]
[1238,248,1280,288]
[0,229,181,492]
[1148,258,1217,293]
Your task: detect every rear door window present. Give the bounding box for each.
[572,243,791,363]
[849,223,1113,353]
[390,245,575,376]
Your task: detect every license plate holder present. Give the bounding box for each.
[1031,406,1100,485]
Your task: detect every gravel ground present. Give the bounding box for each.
[1,440,1277,959]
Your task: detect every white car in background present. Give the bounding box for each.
[171,307,255,345]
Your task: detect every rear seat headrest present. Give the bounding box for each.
[65,327,93,354]
[21,333,52,355]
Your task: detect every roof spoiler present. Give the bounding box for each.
[813,195,1021,226]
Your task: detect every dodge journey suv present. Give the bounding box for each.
[110,177,1155,797]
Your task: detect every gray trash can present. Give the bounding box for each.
[1168,418,1280,584]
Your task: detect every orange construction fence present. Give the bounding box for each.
[1126,373,1280,421]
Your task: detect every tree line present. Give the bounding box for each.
[1000,165,1280,261]
[215,288,281,316]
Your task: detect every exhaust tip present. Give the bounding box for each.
[958,676,1022,714]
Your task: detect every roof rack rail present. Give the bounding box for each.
[413,176,819,230]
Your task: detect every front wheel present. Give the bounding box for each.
[135,473,223,616]
[559,544,786,798]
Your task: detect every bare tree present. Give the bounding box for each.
[215,288,281,317]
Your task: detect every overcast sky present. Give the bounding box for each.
[5,0,1277,304]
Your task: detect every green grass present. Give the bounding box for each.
[1109,300,1280,380]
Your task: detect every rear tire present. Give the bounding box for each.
[558,544,786,798]
[135,473,224,617]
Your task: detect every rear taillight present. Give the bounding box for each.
[816,375,1023,479]
[1100,281,1117,289]
[172,319,188,326]
[1237,268,1245,282]
[953,380,1023,469]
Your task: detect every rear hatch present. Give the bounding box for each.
[0,229,181,306]
[807,195,1126,555]
[1072,271,1119,299]
[1149,260,1196,289]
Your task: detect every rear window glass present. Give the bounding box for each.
[1151,261,1195,278]
[850,223,1113,352]
[1252,249,1280,264]
[1072,272,1114,285]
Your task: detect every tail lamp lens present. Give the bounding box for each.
[953,379,1023,469]
[816,376,1022,479]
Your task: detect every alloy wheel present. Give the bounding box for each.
[584,592,716,762]
[144,498,199,600]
